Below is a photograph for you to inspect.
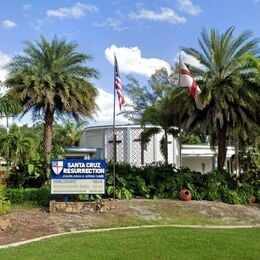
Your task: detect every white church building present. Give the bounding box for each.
[80,124,235,173]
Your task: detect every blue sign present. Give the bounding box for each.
[50,159,106,194]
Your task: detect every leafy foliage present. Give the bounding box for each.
[178,27,260,170]
[0,184,11,213]
[5,35,99,183]
[105,163,258,204]
[123,68,175,122]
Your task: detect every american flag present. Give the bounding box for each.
[114,55,125,110]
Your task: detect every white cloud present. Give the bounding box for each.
[23,4,32,11]
[15,87,131,127]
[179,51,206,70]
[129,7,186,24]
[47,2,98,19]
[30,19,45,31]
[88,88,130,126]
[178,0,202,16]
[0,52,11,83]
[105,45,171,77]
[94,18,127,31]
[0,52,11,68]
[2,20,17,29]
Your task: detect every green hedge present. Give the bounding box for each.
[0,185,11,213]
[4,163,259,206]
[105,163,259,204]
[6,187,51,207]
[5,187,95,207]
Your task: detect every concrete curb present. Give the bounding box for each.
[0,224,259,249]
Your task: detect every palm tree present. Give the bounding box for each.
[0,124,37,168]
[4,36,99,183]
[0,96,22,133]
[124,68,177,164]
[140,96,179,165]
[180,27,259,170]
[62,120,86,146]
[53,119,86,147]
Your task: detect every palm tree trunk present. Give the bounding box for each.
[164,130,168,165]
[217,124,228,171]
[42,107,54,184]
[6,115,9,133]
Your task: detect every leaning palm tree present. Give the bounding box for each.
[4,36,99,183]
[180,27,259,170]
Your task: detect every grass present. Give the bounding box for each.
[90,199,245,228]
[0,227,259,259]
[90,205,220,229]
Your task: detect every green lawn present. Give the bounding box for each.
[0,227,259,260]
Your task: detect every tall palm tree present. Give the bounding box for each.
[180,27,259,170]
[4,36,99,183]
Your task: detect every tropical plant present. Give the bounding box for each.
[235,54,260,178]
[0,184,11,213]
[5,36,99,184]
[123,68,174,122]
[0,95,22,133]
[140,98,179,164]
[106,174,133,200]
[53,119,87,147]
[124,68,178,164]
[179,26,259,170]
[0,125,36,167]
[0,124,38,186]
[181,133,201,144]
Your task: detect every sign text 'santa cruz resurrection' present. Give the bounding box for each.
[50,159,106,194]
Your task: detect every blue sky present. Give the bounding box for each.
[0,0,259,126]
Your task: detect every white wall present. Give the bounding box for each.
[80,125,235,173]
[182,157,212,173]
[80,129,103,148]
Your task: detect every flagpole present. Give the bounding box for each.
[113,54,117,200]
[178,53,182,169]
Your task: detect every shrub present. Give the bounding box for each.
[106,174,133,200]
[6,187,52,207]
[0,184,11,213]
[221,189,241,204]
[106,163,258,204]
[255,190,260,203]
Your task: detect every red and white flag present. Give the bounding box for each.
[114,55,125,110]
[179,57,202,110]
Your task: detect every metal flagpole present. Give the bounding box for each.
[178,53,182,169]
[112,54,125,200]
[112,54,117,200]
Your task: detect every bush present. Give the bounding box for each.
[5,163,257,205]
[6,187,52,207]
[255,190,260,203]
[221,189,241,204]
[105,163,257,205]
[0,184,11,213]
[106,174,134,200]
